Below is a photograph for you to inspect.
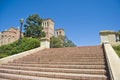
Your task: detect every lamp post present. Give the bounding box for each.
[19,18,24,44]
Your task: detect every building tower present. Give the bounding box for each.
[55,28,65,37]
[42,18,54,39]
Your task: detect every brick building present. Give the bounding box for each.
[0,27,21,46]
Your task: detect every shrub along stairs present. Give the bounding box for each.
[0,46,110,80]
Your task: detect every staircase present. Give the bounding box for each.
[0,46,110,80]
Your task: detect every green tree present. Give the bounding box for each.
[63,36,76,47]
[24,14,45,38]
[50,36,63,48]
[64,39,76,47]
[50,35,76,48]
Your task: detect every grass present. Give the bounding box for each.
[113,45,120,57]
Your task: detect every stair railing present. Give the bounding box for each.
[103,43,120,80]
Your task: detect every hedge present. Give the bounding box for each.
[0,38,40,58]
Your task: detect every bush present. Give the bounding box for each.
[0,38,40,58]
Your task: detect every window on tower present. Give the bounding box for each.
[47,22,49,26]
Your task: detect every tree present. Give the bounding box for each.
[62,36,76,47]
[50,36,63,48]
[24,14,45,38]
[50,35,76,48]
[64,39,76,47]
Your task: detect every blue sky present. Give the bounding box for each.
[0,0,120,46]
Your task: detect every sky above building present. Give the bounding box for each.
[0,0,120,46]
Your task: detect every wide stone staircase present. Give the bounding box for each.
[0,46,110,80]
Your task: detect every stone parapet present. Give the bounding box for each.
[103,43,120,80]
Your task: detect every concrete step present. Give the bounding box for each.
[0,68,107,80]
[13,59,105,63]
[15,56,104,61]
[0,78,10,80]
[13,58,104,62]
[16,53,105,56]
[3,63,106,69]
[0,46,109,80]
[18,55,105,59]
[0,73,67,80]
[8,61,105,65]
[0,65,106,75]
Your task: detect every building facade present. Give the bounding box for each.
[0,18,64,46]
[42,18,54,38]
[55,28,65,37]
[99,30,120,45]
[0,27,21,46]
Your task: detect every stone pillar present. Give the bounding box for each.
[40,37,50,48]
[99,30,116,45]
